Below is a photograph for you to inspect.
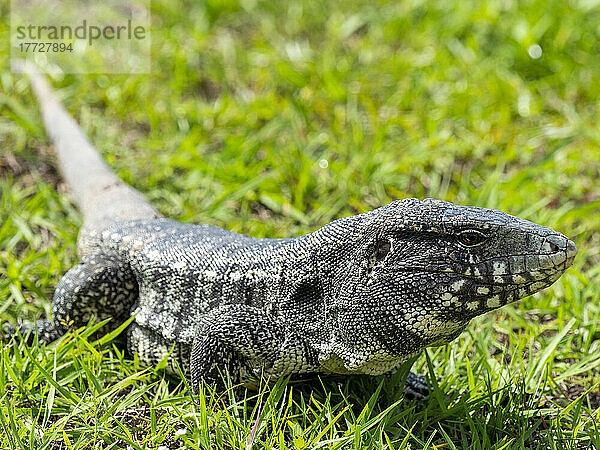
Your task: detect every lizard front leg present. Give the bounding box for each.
[190,304,319,393]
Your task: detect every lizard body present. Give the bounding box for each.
[13,66,577,393]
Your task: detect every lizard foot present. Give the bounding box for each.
[2,319,61,345]
[190,304,318,395]
[403,371,430,398]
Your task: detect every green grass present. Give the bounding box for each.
[1,0,600,448]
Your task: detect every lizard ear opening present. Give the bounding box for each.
[374,239,391,261]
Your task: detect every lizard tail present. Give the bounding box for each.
[15,61,162,254]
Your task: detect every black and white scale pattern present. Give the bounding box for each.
[26,198,577,391]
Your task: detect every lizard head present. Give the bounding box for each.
[327,198,577,372]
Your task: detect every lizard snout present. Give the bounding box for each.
[540,234,577,270]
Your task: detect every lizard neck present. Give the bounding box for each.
[302,212,370,302]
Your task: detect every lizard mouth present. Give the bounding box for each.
[387,258,573,320]
[442,267,568,318]
[393,255,574,285]
[392,234,576,282]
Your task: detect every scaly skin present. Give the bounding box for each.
[11,65,577,394]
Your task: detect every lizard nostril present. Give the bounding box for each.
[566,240,578,258]
[549,242,560,253]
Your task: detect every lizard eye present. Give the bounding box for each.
[375,239,391,261]
[458,230,487,247]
